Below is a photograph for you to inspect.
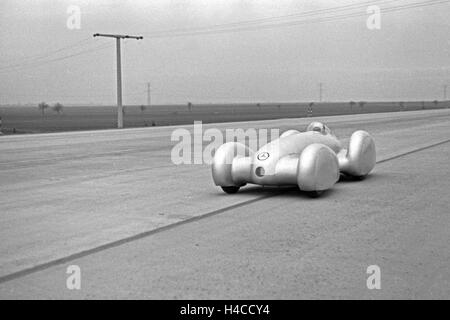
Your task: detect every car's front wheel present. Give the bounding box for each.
[221,186,240,194]
[305,190,324,198]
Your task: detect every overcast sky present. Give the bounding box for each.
[0,0,449,105]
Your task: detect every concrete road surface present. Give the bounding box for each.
[0,109,449,299]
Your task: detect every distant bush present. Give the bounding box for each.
[52,103,64,114]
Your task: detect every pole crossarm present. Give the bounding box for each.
[93,33,143,40]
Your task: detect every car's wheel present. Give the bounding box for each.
[221,186,240,194]
[305,190,323,198]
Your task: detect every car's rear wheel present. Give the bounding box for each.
[221,186,240,194]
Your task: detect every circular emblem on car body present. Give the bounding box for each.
[257,152,270,161]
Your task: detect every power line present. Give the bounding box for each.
[140,0,450,39]
[142,0,398,36]
[0,42,114,73]
[0,35,150,74]
[0,37,95,67]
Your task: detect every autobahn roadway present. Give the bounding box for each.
[0,109,449,299]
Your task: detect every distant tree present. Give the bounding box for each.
[349,101,356,111]
[52,102,64,114]
[256,103,261,110]
[140,105,146,113]
[358,101,366,110]
[38,102,49,116]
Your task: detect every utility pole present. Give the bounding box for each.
[93,33,143,128]
[147,82,151,107]
[319,82,323,102]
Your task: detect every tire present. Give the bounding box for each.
[221,186,240,194]
[305,190,324,198]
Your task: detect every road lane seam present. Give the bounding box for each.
[0,194,280,284]
[376,138,450,164]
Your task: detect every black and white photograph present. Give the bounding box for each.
[0,0,449,303]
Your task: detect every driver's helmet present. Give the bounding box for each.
[306,122,331,135]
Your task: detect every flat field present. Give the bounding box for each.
[0,101,448,134]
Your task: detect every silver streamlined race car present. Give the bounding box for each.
[211,122,376,197]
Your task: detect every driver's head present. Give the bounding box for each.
[306,122,331,135]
